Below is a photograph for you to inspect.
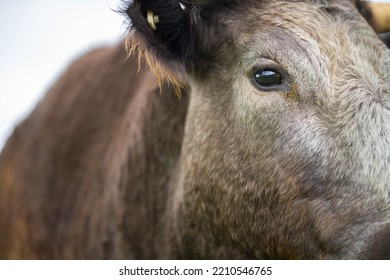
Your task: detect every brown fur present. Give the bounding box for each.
[125,32,188,96]
[1,0,390,259]
[0,44,188,259]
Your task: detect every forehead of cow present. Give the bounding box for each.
[189,0,369,29]
[223,1,364,39]
[201,0,364,22]
[183,0,362,6]
[192,0,368,69]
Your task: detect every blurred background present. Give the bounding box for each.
[0,0,125,149]
[0,0,389,150]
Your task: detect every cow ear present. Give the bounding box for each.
[125,0,195,94]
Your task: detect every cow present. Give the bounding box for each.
[0,0,390,260]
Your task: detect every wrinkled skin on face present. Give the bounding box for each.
[169,0,390,259]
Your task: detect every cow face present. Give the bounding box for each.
[127,0,390,259]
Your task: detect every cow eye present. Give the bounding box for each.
[254,69,283,88]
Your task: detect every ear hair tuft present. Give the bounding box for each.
[125,0,196,96]
[125,31,189,97]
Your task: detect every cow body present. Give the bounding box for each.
[1,0,390,259]
[0,46,187,259]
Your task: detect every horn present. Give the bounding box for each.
[368,2,390,33]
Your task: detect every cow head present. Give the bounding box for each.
[126,0,390,259]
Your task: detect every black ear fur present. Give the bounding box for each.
[125,0,197,92]
[127,0,194,61]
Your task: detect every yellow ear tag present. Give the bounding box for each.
[147,10,160,30]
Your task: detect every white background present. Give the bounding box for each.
[0,0,390,150]
[0,0,124,150]
[0,260,388,279]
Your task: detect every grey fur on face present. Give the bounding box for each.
[174,0,390,259]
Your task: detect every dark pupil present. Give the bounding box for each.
[255,70,282,86]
